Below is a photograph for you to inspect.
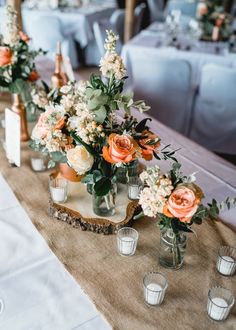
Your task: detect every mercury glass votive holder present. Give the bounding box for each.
[216,246,236,276]
[128,177,143,200]
[207,287,235,321]
[117,227,139,257]
[49,177,68,203]
[143,272,168,306]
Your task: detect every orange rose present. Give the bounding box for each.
[199,6,208,16]
[163,184,203,223]
[0,47,13,67]
[54,117,65,130]
[19,31,30,42]
[103,133,139,164]
[28,70,40,82]
[216,18,223,28]
[139,130,160,161]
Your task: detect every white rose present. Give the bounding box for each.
[67,145,94,175]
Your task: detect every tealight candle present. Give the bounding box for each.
[128,177,143,200]
[207,287,235,321]
[217,246,236,276]
[117,227,139,257]
[31,158,45,172]
[49,178,68,203]
[143,272,168,306]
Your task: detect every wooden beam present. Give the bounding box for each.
[7,0,22,30]
[124,0,136,43]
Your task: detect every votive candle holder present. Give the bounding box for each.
[207,287,235,321]
[143,272,168,306]
[216,246,236,276]
[117,227,139,256]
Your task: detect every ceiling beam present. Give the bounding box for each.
[7,0,22,30]
[124,0,136,43]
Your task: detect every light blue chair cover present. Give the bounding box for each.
[189,64,236,155]
[27,16,78,68]
[126,51,192,135]
[166,0,198,18]
[147,0,165,22]
[133,3,146,36]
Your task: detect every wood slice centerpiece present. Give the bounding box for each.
[49,181,140,235]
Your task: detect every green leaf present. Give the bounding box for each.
[50,151,67,163]
[94,177,112,196]
[135,118,152,132]
[93,106,107,123]
[71,132,97,156]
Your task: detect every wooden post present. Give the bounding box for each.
[124,0,136,43]
[7,0,22,30]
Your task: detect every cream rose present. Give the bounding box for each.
[67,145,94,175]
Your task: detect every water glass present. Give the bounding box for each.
[143,272,168,306]
[117,227,139,257]
[49,177,68,203]
[207,287,235,321]
[217,246,236,276]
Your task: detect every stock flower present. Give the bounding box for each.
[28,70,40,82]
[103,134,139,164]
[19,31,30,42]
[0,47,13,67]
[163,183,203,223]
[31,112,51,140]
[139,130,160,161]
[67,145,94,175]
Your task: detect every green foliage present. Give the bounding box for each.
[94,177,112,196]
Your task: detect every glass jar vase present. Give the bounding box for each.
[92,183,117,217]
[116,160,139,184]
[159,228,187,270]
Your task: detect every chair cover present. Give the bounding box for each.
[28,16,78,68]
[189,64,236,155]
[133,3,146,36]
[147,0,165,22]
[166,0,198,17]
[126,50,192,135]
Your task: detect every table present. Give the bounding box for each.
[122,22,236,89]
[0,105,236,329]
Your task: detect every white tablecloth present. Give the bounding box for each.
[122,23,236,89]
[0,174,111,330]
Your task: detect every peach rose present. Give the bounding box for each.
[0,47,13,67]
[19,31,30,42]
[31,112,50,140]
[216,18,223,28]
[139,130,160,161]
[199,5,208,16]
[163,184,203,223]
[103,133,139,164]
[28,70,40,82]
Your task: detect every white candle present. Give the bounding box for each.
[217,256,235,276]
[31,158,45,172]
[128,185,140,200]
[145,283,163,305]
[209,297,228,321]
[51,187,66,203]
[120,237,135,255]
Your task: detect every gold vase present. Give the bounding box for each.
[51,42,69,89]
[11,94,30,142]
[55,163,82,182]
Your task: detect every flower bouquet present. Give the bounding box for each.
[0,6,44,102]
[136,163,236,269]
[198,0,233,41]
[31,30,176,216]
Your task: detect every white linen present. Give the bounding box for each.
[122,28,236,90]
[0,174,111,330]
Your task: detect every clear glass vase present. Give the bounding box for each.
[116,160,139,184]
[92,183,117,217]
[159,228,187,270]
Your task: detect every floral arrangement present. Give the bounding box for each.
[137,162,236,234]
[0,6,45,103]
[31,30,176,196]
[198,0,233,41]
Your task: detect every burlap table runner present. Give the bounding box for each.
[0,94,236,329]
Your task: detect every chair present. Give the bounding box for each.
[126,50,192,135]
[147,0,165,22]
[189,64,236,155]
[166,0,198,18]
[133,3,146,36]
[93,9,125,57]
[26,16,78,68]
